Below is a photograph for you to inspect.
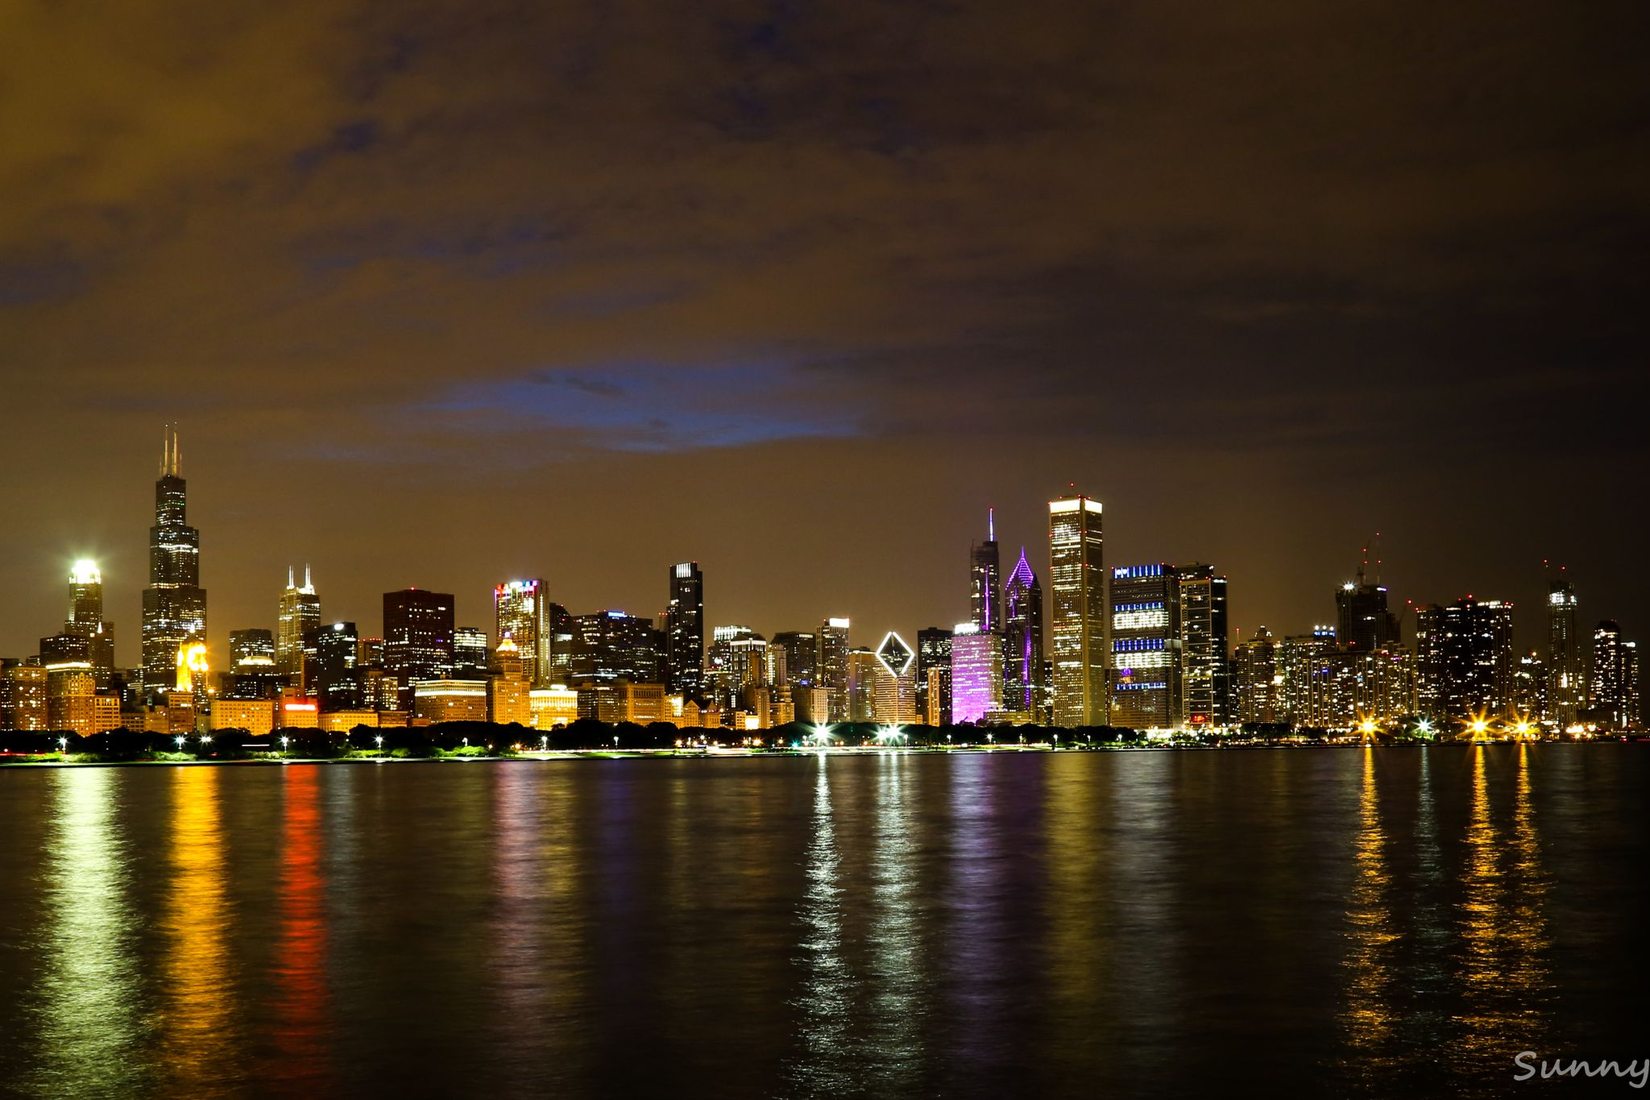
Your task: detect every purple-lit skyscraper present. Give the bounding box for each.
[950,623,1003,724]
[1003,548,1045,718]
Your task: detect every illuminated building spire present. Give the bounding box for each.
[161,423,181,478]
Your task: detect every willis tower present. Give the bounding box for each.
[141,425,207,700]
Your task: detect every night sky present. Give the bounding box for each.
[3,1,1646,664]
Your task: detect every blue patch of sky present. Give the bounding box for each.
[424,360,858,451]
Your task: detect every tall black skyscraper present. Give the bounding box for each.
[1335,573,1400,653]
[1002,548,1045,716]
[140,425,207,700]
[383,588,454,709]
[970,508,1002,634]
[665,562,705,699]
[312,621,362,710]
[916,627,952,725]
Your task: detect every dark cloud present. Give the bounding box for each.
[1,0,1646,659]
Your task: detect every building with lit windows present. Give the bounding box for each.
[1178,564,1231,726]
[1545,576,1583,729]
[971,510,1002,634]
[488,638,533,726]
[846,648,882,723]
[383,588,455,710]
[916,627,952,726]
[62,559,115,686]
[1002,550,1045,718]
[568,611,664,685]
[494,579,549,687]
[774,630,822,722]
[1415,598,1515,727]
[312,622,361,710]
[874,632,918,724]
[412,679,489,724]
[0,661,49,730]
[1109,563,1179,728]
[1233,627,1280,725]
[453,627,490,679]
[211,698,276,735]
[141,425,207,701]
[230,629,276,671]
[819,618,851,721]
[277,566,321,680]
[1278,628,1338,726]
[578,682,669,724]
[529,686,580,729]
[664,563,705,699]
[1335,578,1400,654]
[950,623,1003,724]
[1589,621,1639,729]
[1048,493,1106,727]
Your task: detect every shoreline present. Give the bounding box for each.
[2,737,1640,769]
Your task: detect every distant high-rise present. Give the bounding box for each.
[665,563,705,699]
[874,631,918,724]
[1335,577,1400,653]
[64,559,115,682]
[950,623,1003,724]
[819,617,851,721]
[141,425,207,700]
[383,588,455,709]
[453,627,491,679]
[1415,598,1515,726]
[916,627,952,726]
[970,509,1002,634]
[1590,620,1636,728]
[1178,564,1231,726]
[1546,576,1583,730]
[312,621,361,710]
[1002,549,1045,717]
[1233,627,1280,725]
[277,566,321,679]
[568,611,664,685]
[846,648,882,723]
[494,579,549,686]
[1048,493,1106,727]
[1108,563,1180,729]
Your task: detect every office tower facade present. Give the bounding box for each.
[453,627,491,679]
[141,425,207,699]
[230,629,276,671]
[1278,628,1339,727]
[706,625,757,709]
[569,611,664,685]
[916,627,952,726]
[1178,564,1231,726]
[1545,577,1583,730]
[494,579,549,687]
[383,588,455,709]
[1335,579,1400,654]
[971,509,1002,634]
[665,562,705,699]
[1049,494,1106,727]
[0,661,49,730]
[1108,563,1180,729]
[489,638,533,726]
[1233,627,1280,725]
[1002,549,1045,717]
[1589,621,1638,728]
[312,621,361,710]
[1415,598,1515,726]
[819,617,851,721]
[950,624,1003,724]
[64,559,115,683]
[773,630,821,722]
[1514,650,1547,719]
[276,566,321,679]
[544,602,574,685]
[874,632,918,724]
[846,649,882,723]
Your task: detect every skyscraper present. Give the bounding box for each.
[494,579,549,686]
[1335,576,1400,653]
[1233,627,1280,725]
[568,611,664,685]
[64,559,115,683]
[970,509,1002,634]
[874,631,918,724]
[819,617,851,721]
[1048,493,1106,727]
[1546,576,1583,730]
[665,562,705,699]
[229,628,276,671]
[453,627,491,679]
[950,623,1003,724]
[383,588,455,709]
[1590,620,1637,728]
[1415,598,1515,727]
[277,566,321,680]
[916,627,952,726]
[1108,563,1180,729]
[1178,564,1231,726]
[1002,549,1045,717]
[312,621,361,710]
[141,425,207,701]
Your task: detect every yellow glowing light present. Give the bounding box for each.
[174,643,209,693]
[70,559,102,585]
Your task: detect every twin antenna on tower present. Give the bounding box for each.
[160,423,182,477]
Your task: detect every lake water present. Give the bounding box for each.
[0,745,1644,1098]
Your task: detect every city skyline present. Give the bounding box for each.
[0,428,1641,677]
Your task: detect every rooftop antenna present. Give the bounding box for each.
[988,506,996,543]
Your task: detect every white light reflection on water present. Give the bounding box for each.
[26,768,148,1098]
